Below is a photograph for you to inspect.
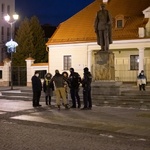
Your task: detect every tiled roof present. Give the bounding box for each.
[47,0,150,45]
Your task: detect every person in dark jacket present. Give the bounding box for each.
[43,73,54,105]
[68,68,81,108]
[81,67,92,110]
[31,71,42,107]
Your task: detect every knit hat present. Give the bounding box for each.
[84,67,89,72]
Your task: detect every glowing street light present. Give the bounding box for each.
[4,13,19,40]
[4,13,19,90]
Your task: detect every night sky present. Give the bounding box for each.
[15,0,94,26]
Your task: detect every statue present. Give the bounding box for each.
[94,4,112,51]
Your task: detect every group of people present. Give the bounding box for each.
[31,67,92,110]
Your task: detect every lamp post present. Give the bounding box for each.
[4,13,19,90]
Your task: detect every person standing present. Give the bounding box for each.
[68,68,81,108]
[137,70,147,91]
[81,67,92,110]
[62,71,69,103]
[31,71,42,107]
[94,3,112,51]
[43,73,54,106]
[51,70,69,110]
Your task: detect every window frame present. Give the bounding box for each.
[115,15,124,29]
[63,55,71,70]
[130,55,139,70]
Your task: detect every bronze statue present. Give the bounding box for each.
[94,4,112,51]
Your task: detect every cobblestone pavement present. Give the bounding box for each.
[0,99,150,150]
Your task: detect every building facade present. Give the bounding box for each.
[46,0,150,84]
[0,0,15,63]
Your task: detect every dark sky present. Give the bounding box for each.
[15,0,94,26]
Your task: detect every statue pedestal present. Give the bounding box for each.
[94,51,115,80]
[92,51,122,97]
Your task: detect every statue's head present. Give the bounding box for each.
[100,3,105,9]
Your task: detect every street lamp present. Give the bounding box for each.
[4,13,19,90]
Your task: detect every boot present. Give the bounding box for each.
[49,96,51,105]
[65,104,70,109]
[57,105,60,110]
[45,96,48,105]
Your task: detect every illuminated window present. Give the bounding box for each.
[63,55,71,70]
[130,55,139,70]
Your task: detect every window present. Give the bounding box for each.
[7,5,10,14]
[115,15,124,29]
[1,26,4,42]
[63,55,71,70]
[7,27,10,41]
[1,4,4,14]
[117,20,123,28]
[130,55,139,70]
[35,70,47,79]
[0,70,2,79]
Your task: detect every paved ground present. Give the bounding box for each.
[0,86,150,149]
[0,98,150,137]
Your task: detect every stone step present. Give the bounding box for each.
[0,88,150,109]
[92,95,150,100]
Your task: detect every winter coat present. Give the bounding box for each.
[31,75,42,92]
[43,78,54,96]
[81,72,92,90]
[51,73,65,88]
[68,72,81,89]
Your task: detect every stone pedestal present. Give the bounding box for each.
[92,51,122,97]
[94,51,115,80]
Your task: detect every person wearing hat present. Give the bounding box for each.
[137,70,147,91]
[81,67,92,110]
[31,71,42,107]
[68,68,81,108]
[94,3,112,51]
[43,73,54,105]
[51,70,69,110]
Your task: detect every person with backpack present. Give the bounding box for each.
[68,68,81,108]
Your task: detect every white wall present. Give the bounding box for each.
[49,43,89,77]
[48,39,150,82]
